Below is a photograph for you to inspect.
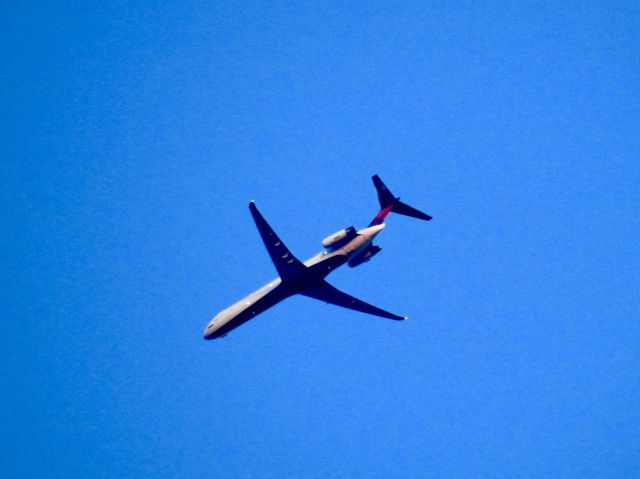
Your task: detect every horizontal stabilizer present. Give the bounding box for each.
[393,199,433,221]
[249,202,307,282]
[300,280,406,321]
[370,174,432,225]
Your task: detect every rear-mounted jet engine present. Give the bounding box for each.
[348,245,382,267]
[322,226,357,250]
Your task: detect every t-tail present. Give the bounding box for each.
[369,175,432,226]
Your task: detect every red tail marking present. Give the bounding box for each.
[369,205,393,226]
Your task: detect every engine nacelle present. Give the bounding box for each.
[322,226,357,250]
[348,245,382,267]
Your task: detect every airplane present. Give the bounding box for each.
[203,175,432,340]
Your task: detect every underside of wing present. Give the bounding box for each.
[249,202,307,281]
[300,280,406,321]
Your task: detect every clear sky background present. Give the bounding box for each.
[3,2,639,478]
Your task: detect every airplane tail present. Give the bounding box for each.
[369,175,432,225]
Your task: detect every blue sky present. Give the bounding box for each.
[3,2,639,477]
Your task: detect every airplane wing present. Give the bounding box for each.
[300,280,406,320]
[249,202,307,282]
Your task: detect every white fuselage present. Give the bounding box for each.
[203,223,384,338]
